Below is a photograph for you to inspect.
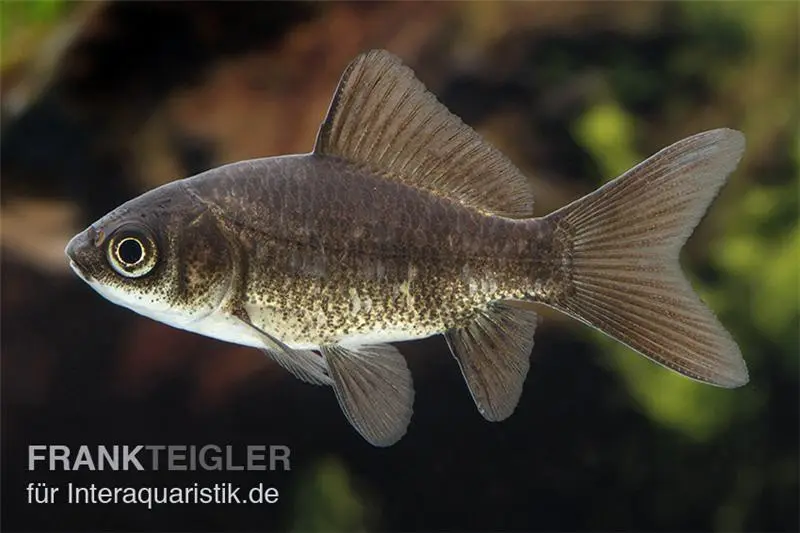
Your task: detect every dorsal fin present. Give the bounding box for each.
[314,49,535,219]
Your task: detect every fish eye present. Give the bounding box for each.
[106,225,158,278]
[118,238,144,264]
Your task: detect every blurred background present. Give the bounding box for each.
[1,1,797,531]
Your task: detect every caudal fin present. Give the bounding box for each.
[543,128,748,387]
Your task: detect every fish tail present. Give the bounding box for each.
[538,128,748,387]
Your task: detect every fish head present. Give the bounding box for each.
[65,182,234,327]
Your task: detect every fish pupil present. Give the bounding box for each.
[118,238,143,265]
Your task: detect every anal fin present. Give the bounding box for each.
[445,302,538,421]
[321,344,414,447]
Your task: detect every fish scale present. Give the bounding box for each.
[180,155,539,343]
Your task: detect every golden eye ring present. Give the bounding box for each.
[106,225,158,278]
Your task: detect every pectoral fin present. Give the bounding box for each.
[260,346,332,386]
[445,302,538,421]
[321,343,414,447]
[232,310,332,386]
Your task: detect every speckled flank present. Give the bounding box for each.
[185,155,556,345]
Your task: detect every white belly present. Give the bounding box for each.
[176,311,437,352]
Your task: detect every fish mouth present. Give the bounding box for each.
[69,259,90,281]
[68,259,92,282]
[65,233,93,282]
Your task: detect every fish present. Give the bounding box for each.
[65,49,748,446]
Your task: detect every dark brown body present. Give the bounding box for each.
[65,49,747,446]
[184,154,557,346]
